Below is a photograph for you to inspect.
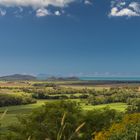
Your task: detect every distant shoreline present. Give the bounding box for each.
[79,77,140,81]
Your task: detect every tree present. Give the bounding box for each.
[5,101,83,140]
[81,107,121,140]
[94,113,140,140]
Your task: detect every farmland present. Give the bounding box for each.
[0,80,140,140]
[0,81,138,126]
[0,100,128,127]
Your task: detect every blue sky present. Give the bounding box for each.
[0,0,140,76]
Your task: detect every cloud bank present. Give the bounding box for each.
[0,0,75,8]
[0,0,92,17]
[0,0,140,18]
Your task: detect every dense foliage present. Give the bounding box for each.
[0,82,140,140]
[22,87,90,100]
[0,93,36,107]
[0,84,140,110]
[0,98,140,140]
[94,113,140,140]
[88,87,140,105]
[32,83,57,88]
[1,101,121,140]
[21,86,140,105]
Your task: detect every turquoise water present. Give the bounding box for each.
[80,77,140,81]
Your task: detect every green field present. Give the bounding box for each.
[83,103,127,111]
[0,100,127,127]
[0,81,138,128]
[0,100,47,127]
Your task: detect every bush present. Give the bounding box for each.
[3,101,121,140]
[33,83,57,88]
[94,113,140,140]
[5,101,83,140]
[0,93,36,107]
[126,98,140,113]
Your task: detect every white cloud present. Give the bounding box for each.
[0,0,79,17]
[54,11,61,16]
[129,2,140,12]
[0,9,6,16]
[120,2,126,6]
[1,0,140,18]
[84,0,92,5]
[0,0,76,9]
[110,7,139,17]
[109,1,140,17]
[36,8,50,17]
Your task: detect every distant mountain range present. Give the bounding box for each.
[0,74,37,81]
[0,74,80,81]
[2,74,140,82]
[36,74,79,81]
[46,76,79,81]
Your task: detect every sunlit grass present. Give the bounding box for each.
[0,100,47,127]
[82,103,127,111]
[0,100,128,127]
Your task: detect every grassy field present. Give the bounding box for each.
[0,100,127,127]
[0,80,136,128]
[82,103,127,111]
[0,100,47,127]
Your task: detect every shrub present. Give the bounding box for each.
[0,93,36,107]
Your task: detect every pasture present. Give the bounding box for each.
[0,99,127,127]
[0,80,139,128]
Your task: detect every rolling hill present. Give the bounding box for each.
[0,74,37,81]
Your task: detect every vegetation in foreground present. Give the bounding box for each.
[0,100,140,140]
[0,81,140,139]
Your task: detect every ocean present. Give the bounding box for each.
[79,77,140,81]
